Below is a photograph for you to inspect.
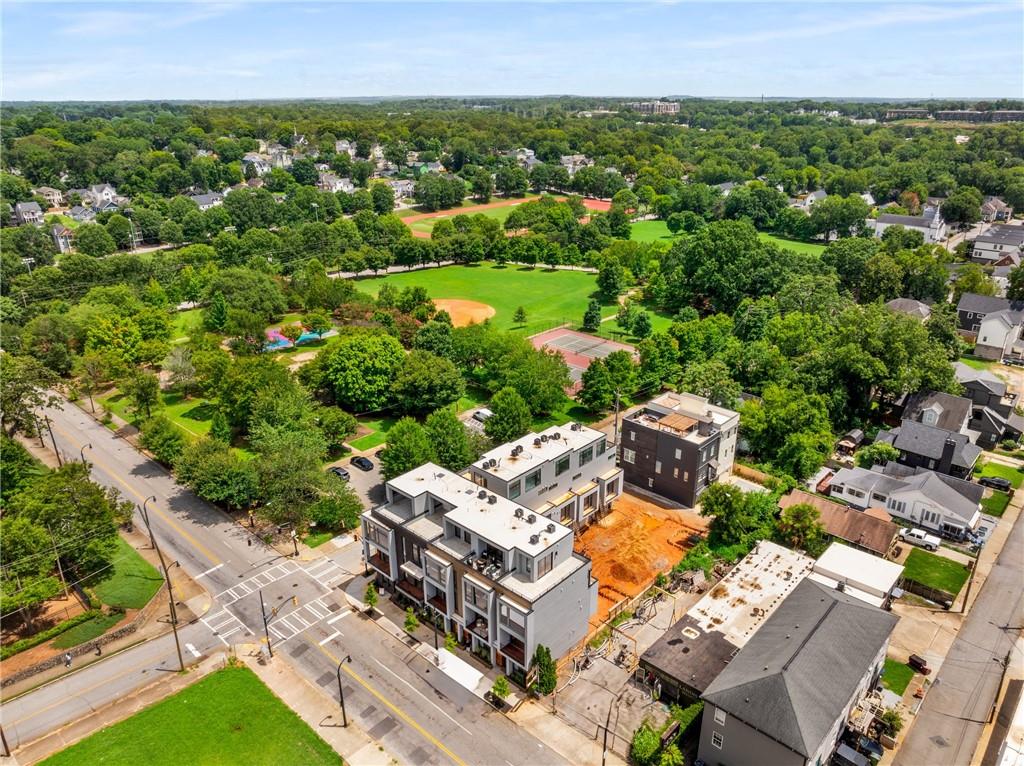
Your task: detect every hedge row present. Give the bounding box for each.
[1,609,101,660]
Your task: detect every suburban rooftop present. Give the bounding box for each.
[473,423,605,481]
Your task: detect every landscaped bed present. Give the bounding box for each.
[903,548,970,596]
[39,665,341,766]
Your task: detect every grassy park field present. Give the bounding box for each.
[627,221,827,256]
[40,666,340,766]
[358,261,614,333]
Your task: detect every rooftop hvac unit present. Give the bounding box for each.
[546,524,555,533]
[488,495,497,504]
[478,490,487,499]
[529,535,540,545]
[570,423,580,431]
[541,434,549,443]
[527,514,536,524]
[533,438,542,447]
[510,449,518,457]
[489,459,497,468]
[553,432,560,440]
[516,445,523,455]
[514,508,524,518]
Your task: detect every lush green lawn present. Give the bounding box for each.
[358,261,613,334]
[590,308,676,343]
[530,397,603,431]
[903,548,971,596]
[52,612,127,650]
[981,490,1011,517]
[90,537,163,610]
[303,531,334,548]
[758,233,826,256]
[40,666,341,766]
[171,309,204,342]
[629,220,677,243]
[976,460,1024,489]
[102,391,216,438]
[958,356,996,371]
[882,658,915,696]
[350,414,398,451]
[408,204,519,234]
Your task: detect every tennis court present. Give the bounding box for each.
[530,327,636,391]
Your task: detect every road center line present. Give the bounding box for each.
[372,658,472,736]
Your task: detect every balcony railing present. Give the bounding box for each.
[396,578,424,602]
[428,592,447,613]
[467,617,489,639]
[367,552,391,576]
[501,637,526,666]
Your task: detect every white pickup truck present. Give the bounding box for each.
[899,527,941,551]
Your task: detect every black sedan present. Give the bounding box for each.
[351,456,374,472]
[978,475,1012,492]
[328,466,351,482]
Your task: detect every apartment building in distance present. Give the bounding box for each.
[625,101,680,115]
[620,392,739,507]
[360,424,619,682]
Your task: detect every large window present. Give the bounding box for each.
[596,438,607,455]
[560,503,574,523]
[499,602,527,632]
[465,580,490,610]
[365,522,389,548]
[509,480,522,500]
[555,455,571,476]
[525,469,542,492]
[655,460,662,475]
[425,557,446,583]
[537,552,555,577]
[622,448,636,464]
[579,447,594,466]
[714,707,727,725]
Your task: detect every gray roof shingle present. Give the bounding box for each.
[876,420,981,469]
[957,293,1022,316]
[702,579,898,758]
[903,391,973,432]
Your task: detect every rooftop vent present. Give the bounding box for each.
[514,508,524,518]
[529,534,540,545]
[553,432,560,440]
[527,514,536,524]
[546,523,555,533]
[488,495,497,505]
[478,490,487,499]
[534,438,542,447]
[570,423,580,431]
[541,434,549,443]
[516,445,524,455]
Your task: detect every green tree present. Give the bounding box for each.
[495,165,528,197]
[659,744,684,766]
[952,263,997,304]
[205,290,229,332]
[630,725,659,766]
[577,358,615,412]
[204,268,286,323]
[210,408,232,444]
[404,606,420,633]
[74,223,117,257]
[484,387,532,443]
[391,351,465,416]
[251,423,329,526]
[597,258,625,298]
[513,306,527,326]
[531,644,558,695]
[444,632,457,652]
[680,360,741,409]
[364,582,379,612]
[381,417,434,480]
[139,416,185,465]
[303,309,332,338]
[323,333,406,413]
[854,442,900,468]
[425,407,476,471]
[163,345,196,396]
[413,320,455,359]
[1007,266,1024,301]
[158,219,185,245]
[491,676,510,700]
[582,299,602,332]
[371,182,395,214]
[699,482,756,547]
[315,406,358,455]
[471,168,494,203]
[122,370,161,419]
[776,503,827,556]
[942,187,983,227]
[632,311,652,339]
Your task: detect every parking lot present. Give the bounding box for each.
[326,452,385,509]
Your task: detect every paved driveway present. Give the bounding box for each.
[328,454,385,509]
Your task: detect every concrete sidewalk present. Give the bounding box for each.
[511,699,627,766]
[239,645,399,766]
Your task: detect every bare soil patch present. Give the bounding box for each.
[434,298,496,327]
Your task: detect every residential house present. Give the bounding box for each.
[32,187,64,207]
[697,579,898,766]
[640,542,814,702]
[955,362,1024,449]
[620,392,739,508]
[335,140,357,158]
[778,489,899,558]
[625,101,680,115]
[14,201,43,226]
[559,154,592,177]
[714,181,739,197]
[416,160,444,175]
[874,420,981,479]
[188,192,224,211]
[89,184,118,205]
[860,192,877,207]
[51,223,74,254]
[956,292,1023,335]
[975,307,1024,362]
[317,173,354,194]
[981,196,1013,222]
[829,464,983,539]
[885,298,931,321]
[240,153,272,177]
[808,543,904,609]
[869,204,947,244]
[360,460,599,682]
[970,225,1024,266]
[791,189,827,211]
[67,205,96,223]
[901,391,973,435]
[467,424,623,529]
[387,179,416,200]
[268,145,292,169]
[92,199,120,214]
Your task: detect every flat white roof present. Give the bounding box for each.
[812,543,904,596]
[500,555,584,600]
[474,424,604,482]
[687,541,814,647]
[384,462,572,556]
[651,391,739,427]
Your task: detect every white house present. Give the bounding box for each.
[318,173,355,194]
[791,189,827,211]
[808,543,904,610]
[188,192,224,211]
[970,225,1024,266]
[241,153,272,177]
[976,308,1024,361]
[335,140,357,158]
[559,154,592,177]
[32,187,64,207]
[14,201,43,226]
[870,205,947,244]
[51,223,74,253]
[387,179,416,199]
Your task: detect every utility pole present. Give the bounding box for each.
[139,496,185,672]
[260,589,273,658]
[961,558,977,614]
[47,525,70,600]
[33,413,46,448]
[44,415,62,466]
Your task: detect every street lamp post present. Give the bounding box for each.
[43,415,62,466]
[311,202,319,223]
[79,442,92,465]
[259,589,274,658]
[336,656,352,727]
[139,496,185,672]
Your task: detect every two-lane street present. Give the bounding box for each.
[1,398,566,766]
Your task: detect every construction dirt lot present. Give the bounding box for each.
[576,491,708,628]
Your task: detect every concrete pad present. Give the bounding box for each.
[436,648,485,694]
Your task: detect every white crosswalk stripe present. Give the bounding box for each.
[200,608,248,647]
[305,558,347,589]
[216,561,301,606]
[266,597,350,645]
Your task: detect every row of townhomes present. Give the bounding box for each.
[360,424,622,683]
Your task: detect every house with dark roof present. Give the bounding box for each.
[51,223,73,254]
[829,464,983,539]
[885,298,931,321]
[697,578,898,766]
[981,196,1013,222]
[976,307,1024,362]
[187,191,223,211]
[970,225,1024,266]
[778,489,899,558]
[67,205,96,223]
[956,292,1023,333]
[869,205,946,244]
[874,420,981,480]
[14,201,43,226]
[901,391,972,434]
[955,362,1024,449]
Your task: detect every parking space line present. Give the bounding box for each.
[196,563,224,579]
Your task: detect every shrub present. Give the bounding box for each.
[1,609,101,660]
[363,583,378,611]
[139,415,186,465]
[404,607,420,633]
[531,644,558,695]
[630,724,659,766]
[444,632,457,653]
[881,708,904,736]
[492,676,510,699]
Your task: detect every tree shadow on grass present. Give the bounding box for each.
[181,403,217,422]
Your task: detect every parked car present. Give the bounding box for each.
[898,527,941,551]
[978,475,1012,492]
[328,466,350,482]
[351,456,374,471]
[472,408,494,423]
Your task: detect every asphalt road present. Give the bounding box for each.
[2,398,566,766]
[894,502,1024,765]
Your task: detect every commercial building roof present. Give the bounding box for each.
[808,543,904,608]
[703,579,898,759]
[473,424,604,482]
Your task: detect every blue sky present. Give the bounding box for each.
[3,2,1022,101]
